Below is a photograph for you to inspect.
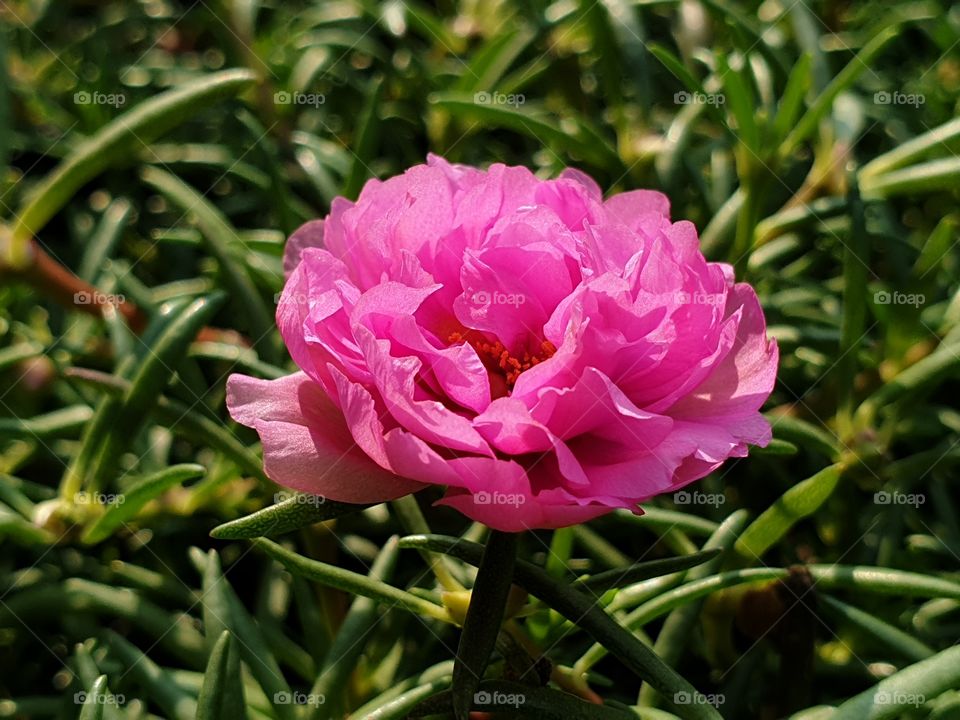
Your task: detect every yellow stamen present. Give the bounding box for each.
[449,331,556,388]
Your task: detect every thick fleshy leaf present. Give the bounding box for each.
[818,595,934,663]
[82,464,206,544]
[200,550,296,720]
[64,367,269,484]
[0,405,93,439]
[5,69,255,267]
[101,631,197,720]
[575,548,722,593]
[398,534,722,720]
[411,680,636,719]
[310,537,400,718]
[253,537,451,622]
[140,167,277,359]
[638,511,750,706]
[826,645,960,720]
[735,463,844,559]
[78,675,109,720]
[63,294,225,497]
[196,631,245,720]
[210,492,371,540]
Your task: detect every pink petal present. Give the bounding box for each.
[604,189,671,228]
[559,167,603,199]
[355,326,493,455]
[283,219,325,277]
[226,372,424,503]
[473,396,588,487]
[328,365,463,487]
[433,458,609,531]
[668,284,779,425]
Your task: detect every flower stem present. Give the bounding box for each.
[391,495,465,591]
[452,530,519,720]
[1,238,248,347]
[2,239,146,331]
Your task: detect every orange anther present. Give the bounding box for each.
[449,330,556,390]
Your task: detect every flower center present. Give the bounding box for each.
[448,331,557,390]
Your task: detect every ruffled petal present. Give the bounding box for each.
[226,372,424,503]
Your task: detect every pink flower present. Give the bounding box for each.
[227,156,778,531]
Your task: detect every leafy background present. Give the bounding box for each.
[1,0,959,718]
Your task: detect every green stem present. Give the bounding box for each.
[732,165,764,275]
[452,530,519,720]
[837,172,868,436]
[391,495,465,592]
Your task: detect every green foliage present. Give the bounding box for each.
[1,1,959,718]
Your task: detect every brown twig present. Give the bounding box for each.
[13,239,148,332]
[2,239,251,346]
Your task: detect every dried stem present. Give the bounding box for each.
[1,238,249,346]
